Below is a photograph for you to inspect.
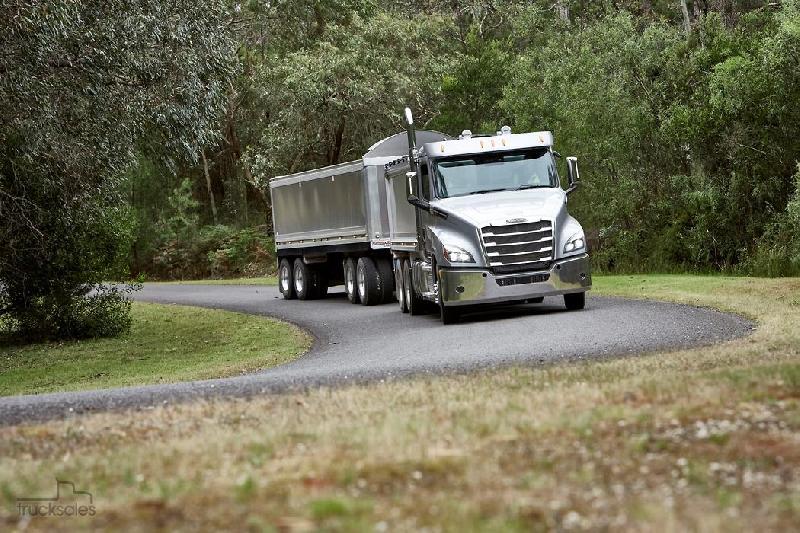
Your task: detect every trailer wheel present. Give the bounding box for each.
[279,259,296,300]
[293,258,318,301]
[356,257,382,306]
[376,258,395,304]
[396,261,408,313]
[402,259,425,315]
[343,258,360,304]
[564,291,586,311]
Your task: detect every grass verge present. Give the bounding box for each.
[1,275,799,531]
[0,302,309,396]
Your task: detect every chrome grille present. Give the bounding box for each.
[481,220,553,275]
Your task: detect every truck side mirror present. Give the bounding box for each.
[406,171,419,199]
[406,170,429,210]
[566,156,580,195]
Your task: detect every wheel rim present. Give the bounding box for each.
[345,264,354,297]
[294,264,304,295]
[404,265,412,309]
[357,264,366,300]
[280,264,290,293]
[397,267,405,310]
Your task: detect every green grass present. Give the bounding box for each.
[153,276,278,286]
[0,302,309,396]
[2,275,799,531]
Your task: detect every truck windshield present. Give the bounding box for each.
[432,148,559,198]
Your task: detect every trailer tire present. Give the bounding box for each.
[279,259,296,300]
[344,258,360,304]
[564,291,586,311]
[293,258,318,301]
[403,259,425,315]
[376,257,395,304]
[396,261,408,313]
[356,257,382,306]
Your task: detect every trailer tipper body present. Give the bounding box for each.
[269,109,591,324]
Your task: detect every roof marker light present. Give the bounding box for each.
[440,144,445,152]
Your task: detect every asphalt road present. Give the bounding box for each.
[0,285,752,426]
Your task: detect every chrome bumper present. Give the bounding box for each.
[439,254,591,307]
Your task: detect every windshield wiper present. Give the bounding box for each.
[514,184,549,191]
[472,188,509,195]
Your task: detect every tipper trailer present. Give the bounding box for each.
[269,108,591,324]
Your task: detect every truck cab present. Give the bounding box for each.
[387,109,591,323]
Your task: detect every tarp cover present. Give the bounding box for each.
[363,130,451,159]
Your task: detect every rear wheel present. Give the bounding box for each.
[357,257,382,306]
[402,259,424,315]
[279,258,295,300]
[344,258,359,304]
[564,291,586,310]
[396,261,408,313]
[293,258,313,300]
[376,258,395,304]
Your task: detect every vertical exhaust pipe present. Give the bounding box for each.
[404,107,417,172]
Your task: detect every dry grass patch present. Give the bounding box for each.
[1,275,799,531]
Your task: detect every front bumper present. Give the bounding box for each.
[439,254,591,307]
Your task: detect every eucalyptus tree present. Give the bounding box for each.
[0,0,237,338]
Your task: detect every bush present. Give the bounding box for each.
[150,225,275,280]
[1,284,138,341]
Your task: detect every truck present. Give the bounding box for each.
[269,108,591,324]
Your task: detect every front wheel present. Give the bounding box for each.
[564,292,586,311]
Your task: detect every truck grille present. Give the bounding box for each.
[481,221,553,275]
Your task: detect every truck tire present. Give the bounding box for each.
[279,258,296,300]
[564,291,586,311]
[402,259,425,315]
[356,257,382,306]
[293,258,320,301]
[396,261,408,313]
[376,257,395,304]
[343,258,360,304]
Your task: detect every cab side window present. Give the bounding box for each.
[420,163,431,200]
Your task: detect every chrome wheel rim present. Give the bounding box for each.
[357,264,366,300]
[345,264,355,297]
[397,268,405,310]
[280,264,290,293]
[404,265,412,309]
[294,265,304,295]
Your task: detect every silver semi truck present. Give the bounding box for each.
[269,108,591,324]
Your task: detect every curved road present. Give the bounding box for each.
[0,285,752,426]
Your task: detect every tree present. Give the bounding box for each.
[0,0,237,339]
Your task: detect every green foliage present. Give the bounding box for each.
[0,0,237,339]
[502,4,800,273]
[151,225,275,280]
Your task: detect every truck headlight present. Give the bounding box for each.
[563,234,585,254]
[443,245,475,264]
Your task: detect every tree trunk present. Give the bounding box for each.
[201,149,218,225]
[680,0,692,35]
